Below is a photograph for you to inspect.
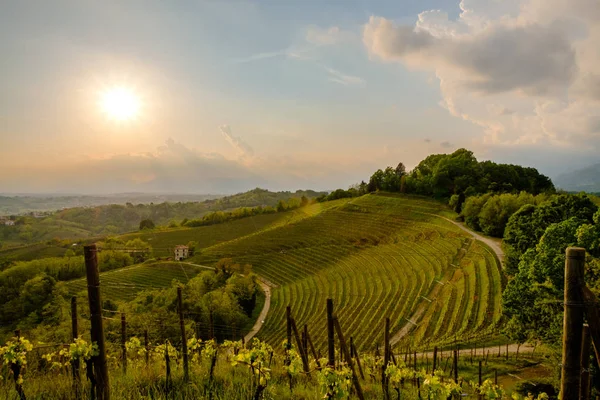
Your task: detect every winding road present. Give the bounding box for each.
[181,262,273,343]
[244,279,272,343]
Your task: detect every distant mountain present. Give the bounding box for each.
[554,163,600,193]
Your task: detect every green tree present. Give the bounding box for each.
[139,219,155,230]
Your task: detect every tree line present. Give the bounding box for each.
[317,148,554,205]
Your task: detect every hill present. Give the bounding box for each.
[108,193,503,351]
[0,193,222,215]
[63,261,205,301]
[0,188,325,248]
[554,163,600,193]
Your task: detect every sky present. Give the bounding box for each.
[1,0,598,194]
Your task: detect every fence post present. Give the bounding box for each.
[382,317,390,399]
[144,330,149,366]
[177,287,189,382]
[327,299,335,368]
[306,329,321,369]
[121,313,127,375]
[478,360,482,400]
[71,296,80,394]
[352,342,365,380]
[581,324,591,400]
[84,244,110,400]
[333,316,364,400]
[453,349,458,383]
[433,346,438,372]
[290,318,310,374]
[560,247,586,399]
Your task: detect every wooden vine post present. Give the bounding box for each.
[84,244,110,400]
[382,317,390,399]
[580,324,591,400]
[332,316,365,400]
[71,296,81,396]
[560,247,586,399]
[144,330,149,366]
[327,299,335,368]
[121,313,127,374]
[177,287,189,382]
[290,317,310,374]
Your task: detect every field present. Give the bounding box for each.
[63,262,205,301]
[118,211,290,257]
[187,194,504,351]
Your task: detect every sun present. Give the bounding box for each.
[100,87,141,121]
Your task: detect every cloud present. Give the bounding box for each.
[306,26,351,46]
[322,66,365,86]
[362,0,600,148]
[219,125,254,158]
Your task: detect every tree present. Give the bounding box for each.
[139,219,155,230]
[395,162,406,177]
[19,274,56,323]
[187,241,198,256]
[503,194,597,274]
[125,238,152,263]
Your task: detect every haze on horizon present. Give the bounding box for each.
[1,0,599,195]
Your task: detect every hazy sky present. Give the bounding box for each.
[1,0,598,194]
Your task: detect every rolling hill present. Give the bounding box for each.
[104,193,503,352]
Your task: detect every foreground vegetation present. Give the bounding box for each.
[0,334,553,399]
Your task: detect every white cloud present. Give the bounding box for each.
[363,0,600,148]
[322,66,365,86]
[306,25,352,46]
[219,125,254,159]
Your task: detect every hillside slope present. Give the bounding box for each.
[185,193,504,351]
[554,163,600,192]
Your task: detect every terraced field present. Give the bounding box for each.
[118,211,290,257]
[191,193,504,351]
[63,262,204,301]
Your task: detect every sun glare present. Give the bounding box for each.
[100,87,141,121]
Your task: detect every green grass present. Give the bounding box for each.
[63,262,205,301]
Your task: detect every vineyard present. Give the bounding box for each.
[185,193,505,351]
[63,262,205,301]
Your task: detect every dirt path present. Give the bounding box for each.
[182,262,273,343]
[390,213,505,345]
[244,279,272,343]
[434,215,505,266]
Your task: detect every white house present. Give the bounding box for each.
[174,245,189,261]
[3,220,14,226]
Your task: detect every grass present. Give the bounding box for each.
[63,262,205,301]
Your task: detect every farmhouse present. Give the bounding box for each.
[174,245,189,261]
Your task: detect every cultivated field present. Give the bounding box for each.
[63,262,204,301]
[190,194,504,351]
